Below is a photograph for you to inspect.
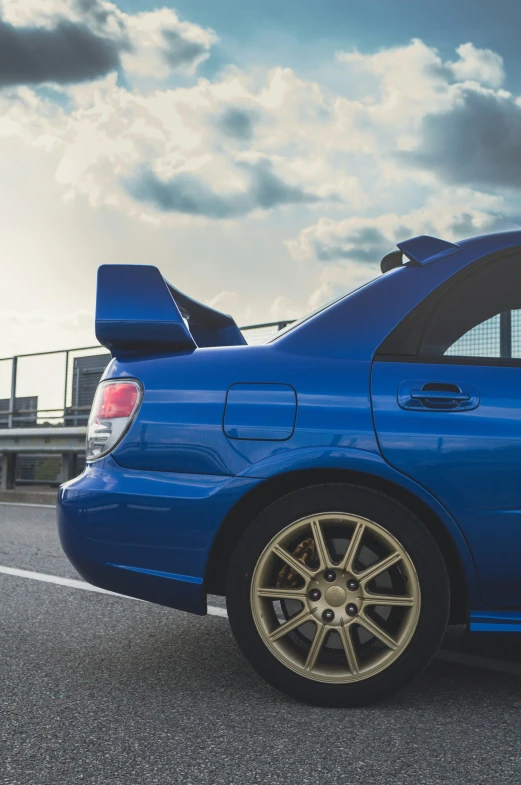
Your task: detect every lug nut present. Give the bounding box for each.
[309,589,321,601]
[347,579,359,591]
[322,609,335,622]
[346,603,358,617]
[324,570,336,583]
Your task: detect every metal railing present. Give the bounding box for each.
[0,321,295,431]
[0,320,294,489]
[0,345,110,429]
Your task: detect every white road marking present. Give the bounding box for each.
[0,564,227,617]
[206,604,228,618]
[0,502,55,509]
[0,565,128,597]
[1,565,520,666]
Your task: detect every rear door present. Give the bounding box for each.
[372,251,521,608]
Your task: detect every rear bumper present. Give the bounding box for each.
[57,457,258,614]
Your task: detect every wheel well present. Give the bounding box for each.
[205,468,468,623]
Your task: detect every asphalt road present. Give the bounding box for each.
[2,503,521,785]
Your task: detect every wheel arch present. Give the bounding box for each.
[205,467,469,623]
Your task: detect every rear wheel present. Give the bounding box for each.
[226,484,449,706]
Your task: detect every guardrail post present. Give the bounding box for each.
[1,453,16,490]
[63,350,69,424]
[61,452,77,483]
[8,356,17,428]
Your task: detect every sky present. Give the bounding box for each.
[1,0,521,356]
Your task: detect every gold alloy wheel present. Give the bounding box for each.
[251,513,421,683]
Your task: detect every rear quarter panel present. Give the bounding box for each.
[106,343,379,476]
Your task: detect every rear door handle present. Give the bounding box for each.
[410,390,470,402]
[398,380,480,412]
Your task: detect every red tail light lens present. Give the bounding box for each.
[92,382,139,420]
[87,379,142,461]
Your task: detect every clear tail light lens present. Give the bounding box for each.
[86,379,142,461]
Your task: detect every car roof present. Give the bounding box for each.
[274,230,521,360]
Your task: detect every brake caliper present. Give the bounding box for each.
[276,537,316,588]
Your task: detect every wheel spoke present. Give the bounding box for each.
[339,521,365,573]
[272,544,315,581]
[257,587,307,601]
[304,623,328,671]
[339,620,359,675]
[269,608,314,642]
[357,613,398,651]
[362,594,414,607]
[357,551,402,585]
[310,519,332,570]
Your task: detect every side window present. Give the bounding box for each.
[418,255,521,360]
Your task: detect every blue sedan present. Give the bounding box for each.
[58,230,521,706]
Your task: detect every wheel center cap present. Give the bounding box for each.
[325,585,347,607]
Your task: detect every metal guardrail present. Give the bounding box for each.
[0,344,109,430]
[0,427,87,490]
[0,321,294,489]
[0,427,86,452]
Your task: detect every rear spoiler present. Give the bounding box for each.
[380,235,460,273]
[96,265,246,357]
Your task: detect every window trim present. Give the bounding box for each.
[375,353,521,368]
[375,247,521,367]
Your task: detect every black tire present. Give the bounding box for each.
[226,483,450,707]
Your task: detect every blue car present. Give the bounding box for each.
[58,230,521,706]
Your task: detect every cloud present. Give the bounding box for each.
[0,0,216,86]
[127,159,321,218]
[1,0,80,27]
[0,308,95,356]
[4,27,521,355]
[121,8,217,79]
[400,86,521,190]
[289,216,396,265]
[217,108,255,140]
[244,160,320,210]
[312,226,390,263]
[289,188,510,264]
[208,290,238,312]
[447,43,504,88]
[0,20,120,86]
[307,262,380,311]
[162,30,207,69]
[0,33,518,239]
[0,60,367,220]
[336,38,451,123]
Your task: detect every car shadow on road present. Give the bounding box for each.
[86,611,521,716]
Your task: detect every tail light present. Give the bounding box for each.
[86,379,142,461]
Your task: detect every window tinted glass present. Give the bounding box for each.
[444,315,501,357]
[419,254,521,359]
